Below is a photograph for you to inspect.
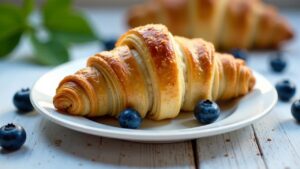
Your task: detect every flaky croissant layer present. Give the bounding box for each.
[54,24,255,120]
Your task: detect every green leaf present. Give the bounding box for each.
[0,4,25,57]
[31,34,69,65]
[43,0,72,18]
[23,0,35,18]
[0,4,24,39]
[0,31,22,57]
[42,0,97,45]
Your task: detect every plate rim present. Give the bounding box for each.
[30,59,278,142]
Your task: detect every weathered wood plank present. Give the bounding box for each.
[194,126,266,169]
[252,104,300,169]
[1,118,195,169]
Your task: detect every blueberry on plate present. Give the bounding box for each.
[291,100,300,122]
[275,80,296,102]
[0,123,26,150]
[194,100,220,124]
[118,108,142,129]
[230,48,247,61]
[103,38,117,50]
[13,88,33,113]
[270,52,287,73]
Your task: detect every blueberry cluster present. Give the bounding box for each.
[117,99,221,130]
[117,99,221,129]
[0,88,33,151]
[119,101,221,128]
[0,123,26,151]
[275,78,300,121]
[270,52,300,122]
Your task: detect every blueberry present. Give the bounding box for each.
[230,48,247,61]
[291,100,300,122]
[13,88,33,113]
[0,123,26,150]
[103,38,117,50]
[194,100,220,124]
[118,108,142,129]
[270,52,287,73]
[275,80,296,102]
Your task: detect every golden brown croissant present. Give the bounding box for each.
[128,0,294,50]
[53,24,255,120]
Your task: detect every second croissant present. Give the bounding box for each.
[128,0,294,50]
[53,24,255,120]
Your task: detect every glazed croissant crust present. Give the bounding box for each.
[128,0,294,50]
[53,24,255,120]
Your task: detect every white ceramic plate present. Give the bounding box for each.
[31,59,277,142]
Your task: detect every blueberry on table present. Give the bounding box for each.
[230,48,248,61]
[270,52,287,73]
[13,88,34,113]
[275,80,296,102]
[118,108,142,129]
[194,100,220,124]
[0,123,26,151]
[103,38,117,50]
[291,100,300,122]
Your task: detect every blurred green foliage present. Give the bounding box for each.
[0,0,98,65]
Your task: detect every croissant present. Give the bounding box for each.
[128,0,294,50]
[53,24,255,120]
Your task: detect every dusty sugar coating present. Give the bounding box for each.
[136,25,179,88]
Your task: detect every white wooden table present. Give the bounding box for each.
[0,8,300,169]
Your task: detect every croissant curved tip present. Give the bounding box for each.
[284,24,294,41]
[277,15,294,41]
[271,19,294,49]
[53,94,73,113]
[53,82,86,116]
